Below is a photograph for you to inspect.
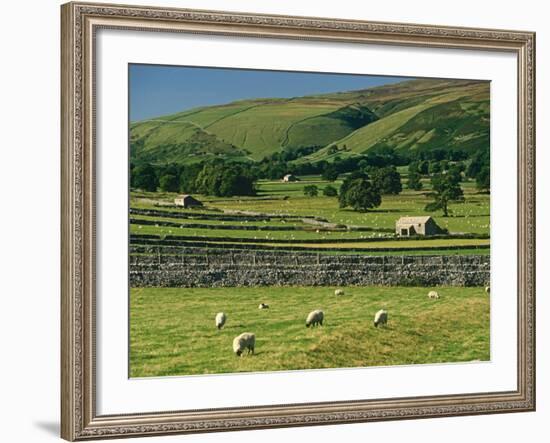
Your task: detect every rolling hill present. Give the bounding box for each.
[130,78,489,165]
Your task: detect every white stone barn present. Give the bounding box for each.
[282,174,299,182]
[174,194,203,208]
[395,216,442,237]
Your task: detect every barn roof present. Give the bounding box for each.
[176,194,201,201]
[396,216,434,225]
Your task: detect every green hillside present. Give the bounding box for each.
[130,78,489,165]
[284,104,378,150]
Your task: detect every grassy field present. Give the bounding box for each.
[130,175,490,252]
[237,238,489,249]
[133,179,490,232]
[130,286,490,377]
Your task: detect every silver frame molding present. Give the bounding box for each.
[61,2,536,440]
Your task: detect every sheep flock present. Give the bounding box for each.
[214,287,487,357]
[216,288,391,357]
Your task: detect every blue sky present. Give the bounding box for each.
[129,64,411,121]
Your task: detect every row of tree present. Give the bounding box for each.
[130,161,255,197]
[254,147,410,181]
[130,144,489,210]
[254,146,489,192]
[405,146,489,193]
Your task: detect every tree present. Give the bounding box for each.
[303,185,319,197]
[195,163,222,196]
[179,163,203,193]
[339,171,368,198]
[371,166,402,195]
[159,173,179,192]
[407,171,423,190]
[321,165,339,181]
[476,166,490,192]
[131,164,158,192]
[358,159,369,171]
[449,149,468,161]
[446,165,463,183]
[195,163,255,197]
[408,161,419,174]
[452,161,466,175]
[219,170,256,196]
[424,173,465,217]
[428,161,442,175]
[467,148,490,179]
[418,160,429,175]
[430,148,446,161]
[323,185,338,197]
[339,176,381,212]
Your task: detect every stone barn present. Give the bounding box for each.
[395,216,442,237]
[174,194,203,208]
[282,174,299,182]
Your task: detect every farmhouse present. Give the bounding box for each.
[395,216,442,237]
[282,174,299,182]
[174,194,203,208]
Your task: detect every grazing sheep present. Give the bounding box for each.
[485,285,490,294]
[374,309,388,327]
[305,309,324,328]
[428,290,440,300]
[233,332,255,356]
[215,312,226,330]
[334,289,345,296]
[258,303,269,309]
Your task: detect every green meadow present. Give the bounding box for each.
[130,286,490,377]
[130,175,490,253]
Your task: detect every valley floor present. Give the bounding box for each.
[129,176,490,255]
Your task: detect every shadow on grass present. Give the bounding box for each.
[366,208,407,214]
[448,214,490,218]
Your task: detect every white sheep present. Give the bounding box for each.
[485,285,490,294]
[334,289,345,296]
[374,309,388,327]
[428,290,440,300]
[233,332,255,356]
[305,309,324,328]
[258,303,269,309]
[215,312,226,330]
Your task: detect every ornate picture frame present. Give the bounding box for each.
[61,2,535,440]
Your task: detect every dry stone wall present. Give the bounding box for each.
[129,251,489,288]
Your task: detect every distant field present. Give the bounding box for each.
[242,238,489,250]
[130,286,490,377]
[130,175,490,253]
[130,227,489,249]
[131,248,489,257]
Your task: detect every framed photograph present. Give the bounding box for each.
[61,1,536,440]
